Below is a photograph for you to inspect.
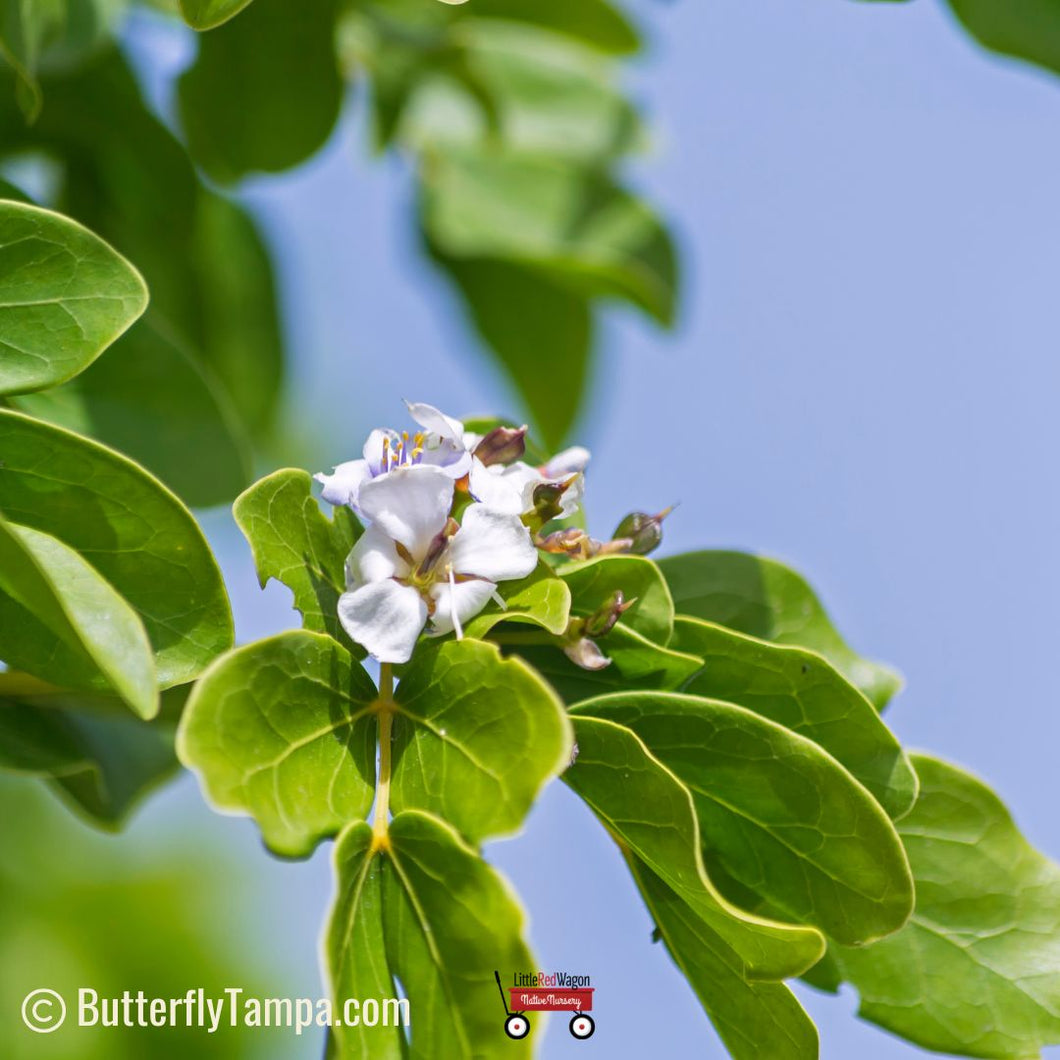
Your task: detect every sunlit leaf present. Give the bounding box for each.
[573,692,913,944]
[179,0,255,30]
[178,631,377,858]
[463,560,571,637]
[233,468,361,641]
[630,856,818,1060]
[326,811,533,1059]
[0,409,233,685]
[565,714,825,980]
[659,550,901,710]
[833,754,1060,1058]
[0,200,147,395]
[0,515,156,718]
[561,553,675,643]
[671,616,917,820]
[390,638,573,843]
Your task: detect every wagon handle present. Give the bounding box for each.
[493,970,511,1016]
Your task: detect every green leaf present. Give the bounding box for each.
[327,810,533,1059]
[178,0,344,182]
[509,622,703,703]
[0,52,285,440]
[0,408,233,686]
[659,550,902,710]
[945,0,1060,80]
[565,714,826,979]
[573,692,913,945]
[422,146,677,326]
[390,639,573,843]
[0,200,147,395]
[629,856,818,1060]
[233,468,362,641]
[179,0,255,30]
[0,515,156,718]
[560,552,675,643]
[462,560,571,637]
[468,0,639,55]
[0,686,184,826]
[832,754,1060,1058]
[430,253,591,450]
[177,630,378,858]
[14,312,253,507]
[0,0,63,119]
[671,616,917,820]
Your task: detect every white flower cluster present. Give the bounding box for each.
[316,402,589,663]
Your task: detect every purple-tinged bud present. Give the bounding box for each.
[612,506,675,556]
[473,424,527,468]
[417,517,459,576]
[537,528,589,556]
[563,637,612,671]
[583,590,635,638]
[526,478,576,529]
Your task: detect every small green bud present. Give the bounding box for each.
[612,506,675,556]
[583,590,634,638]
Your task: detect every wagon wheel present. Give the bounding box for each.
[504,1013,531,1039]
[569,1013,595,1040]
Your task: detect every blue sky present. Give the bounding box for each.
[121,1,1060,1056]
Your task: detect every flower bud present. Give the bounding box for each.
[583,590,635,638]
[526,478,576,528]
[612,506,675,556]
[473,424,527,468]
[417,517,460,576]
[563,637,612,671]
[537,528,589,556]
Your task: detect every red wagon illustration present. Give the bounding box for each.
[493,971,596,1041]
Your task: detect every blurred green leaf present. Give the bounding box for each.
[423,146,677,325]
[0,515,156,717]
[833,754,1060,1058]
[15,313,253,507]
[234,467,362,640]
[630,856,819,1060]
[466,0,639,55]
[0,683,185,826]
[946,0,1060,79]
[327,811,533,1059]
[179,630,378,858]
[0,409,233,685]
[0,0,63,118]
[573,692,914,944]
[0,51,285,444]
[390,639,572,843]
[0,199,147,395]
[431,254,591,449]
[671,616,917,819]
[178,0,344,182]
[565,713,826,980]
[659,550,902,710]
[179,0,254,30]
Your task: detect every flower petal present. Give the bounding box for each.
[362,428,399,476]
[337,580,428,663]
[543,445,591,478]
[418,438,473,479]
[468,459,544,515]
[345,524,408,587]
[405,401,464,442]
[428,577,497,636]
[448,503,537,582]
[315,459,370,507]
[556,471,584,518]
[357,465,454,559]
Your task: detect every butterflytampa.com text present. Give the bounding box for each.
[75,988,409,1035]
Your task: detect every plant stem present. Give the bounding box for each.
[372,662,395,848]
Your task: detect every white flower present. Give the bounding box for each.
[467,445,590,519]
[315,401,473,514]
[336,465,538,663]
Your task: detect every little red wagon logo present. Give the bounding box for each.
[493,970,595,1041]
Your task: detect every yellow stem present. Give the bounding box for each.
[371,663,395,848]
